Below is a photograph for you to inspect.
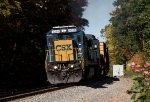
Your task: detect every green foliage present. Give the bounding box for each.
[127,75,150,102]
[0,0,21,17]
[127,52,150,102]
[0,0,88,81]
[102,0,150,101]
[102,0,150,66]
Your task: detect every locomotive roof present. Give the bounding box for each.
[85,34,96,40]
[46,25,79,35]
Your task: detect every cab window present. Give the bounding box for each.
[77,35,81,42]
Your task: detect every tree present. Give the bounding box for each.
[102,0,150,65]
[102,0,150,101]
[0,0,21,17]
[0,0,88,83]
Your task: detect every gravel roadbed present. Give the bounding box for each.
[10,77,133,102]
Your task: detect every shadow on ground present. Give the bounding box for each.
[84,76,120,89]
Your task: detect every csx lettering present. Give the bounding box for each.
[56,44,72,51]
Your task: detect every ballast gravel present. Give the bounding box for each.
[10,77,133,102]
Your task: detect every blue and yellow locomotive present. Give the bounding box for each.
[45,26,108,84]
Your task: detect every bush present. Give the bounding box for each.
[127,51,150,102]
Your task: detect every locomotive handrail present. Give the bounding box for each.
[45,48,80,62]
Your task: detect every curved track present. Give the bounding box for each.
[0,77,105,102]
[0,83,75,102]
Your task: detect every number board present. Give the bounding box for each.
[51,27,77,34]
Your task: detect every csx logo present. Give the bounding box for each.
[56,44,72,51]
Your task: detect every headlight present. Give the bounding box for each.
[78,48,82,53]
[53,65,58,69]
[70,64,74,68]
[68,64,74,68]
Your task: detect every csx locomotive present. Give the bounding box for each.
[45,26,109,84]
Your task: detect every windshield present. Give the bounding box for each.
[56,33,74,40]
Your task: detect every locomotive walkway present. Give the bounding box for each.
[9,77,133,102]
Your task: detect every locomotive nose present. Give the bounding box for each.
[54,40,74,62]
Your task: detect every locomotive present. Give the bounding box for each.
[45,26,109,84]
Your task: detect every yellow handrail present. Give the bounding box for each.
[45,48,81,62]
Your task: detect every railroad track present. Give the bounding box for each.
[0,77,106,102]
[0,83,77,102]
